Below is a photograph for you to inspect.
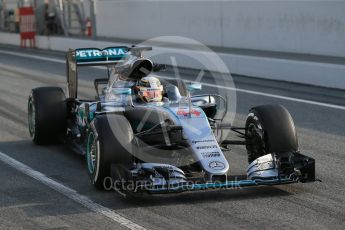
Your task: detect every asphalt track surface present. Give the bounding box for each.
[0,45,344,229]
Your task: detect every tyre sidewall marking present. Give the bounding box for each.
[86,131,95,174]
[28,95,35,139]
[94,140,101,183]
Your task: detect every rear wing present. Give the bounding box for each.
[66,46,152,98]
[75,46,129,66]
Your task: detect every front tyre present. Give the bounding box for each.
[86,114,134,190]
[245,104,298,163]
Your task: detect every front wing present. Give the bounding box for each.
[110,152,316,195]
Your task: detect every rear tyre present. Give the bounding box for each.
[245,104,298,163]
[28,87,67,145]
[86,114,134,190]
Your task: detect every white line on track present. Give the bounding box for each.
[0,151,147,230]
[159,76,345,111]
[1,50,345,111]
[0,50,65,64]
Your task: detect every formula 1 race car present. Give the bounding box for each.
[28,46,316,196]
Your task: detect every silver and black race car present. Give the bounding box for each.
[28,46,316,197]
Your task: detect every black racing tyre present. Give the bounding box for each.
[28,87,67,145]
[245,104,298,163]
[86,114,134,190]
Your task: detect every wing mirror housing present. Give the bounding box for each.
[187,83,202,92]
[112,88,132,95]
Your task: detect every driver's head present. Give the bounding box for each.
[136,76,163,103]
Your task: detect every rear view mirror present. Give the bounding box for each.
[112,88,132,95]
[187,83,202,92]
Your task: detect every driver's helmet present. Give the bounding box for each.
[136,76,163,102]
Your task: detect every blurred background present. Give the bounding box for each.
[0,0,92,36]
[0,0,344,89]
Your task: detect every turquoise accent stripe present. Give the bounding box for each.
[191,180,257,190]
[86,132,95,174]
[147,178,296,194]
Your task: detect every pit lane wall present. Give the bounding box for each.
[96,0,345,58]
[0,31,345,90]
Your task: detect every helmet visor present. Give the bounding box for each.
[140,90,163,102]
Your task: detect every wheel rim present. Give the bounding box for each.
[246,122,265,162]
[87,132,97,174]
[28,98,36,139]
